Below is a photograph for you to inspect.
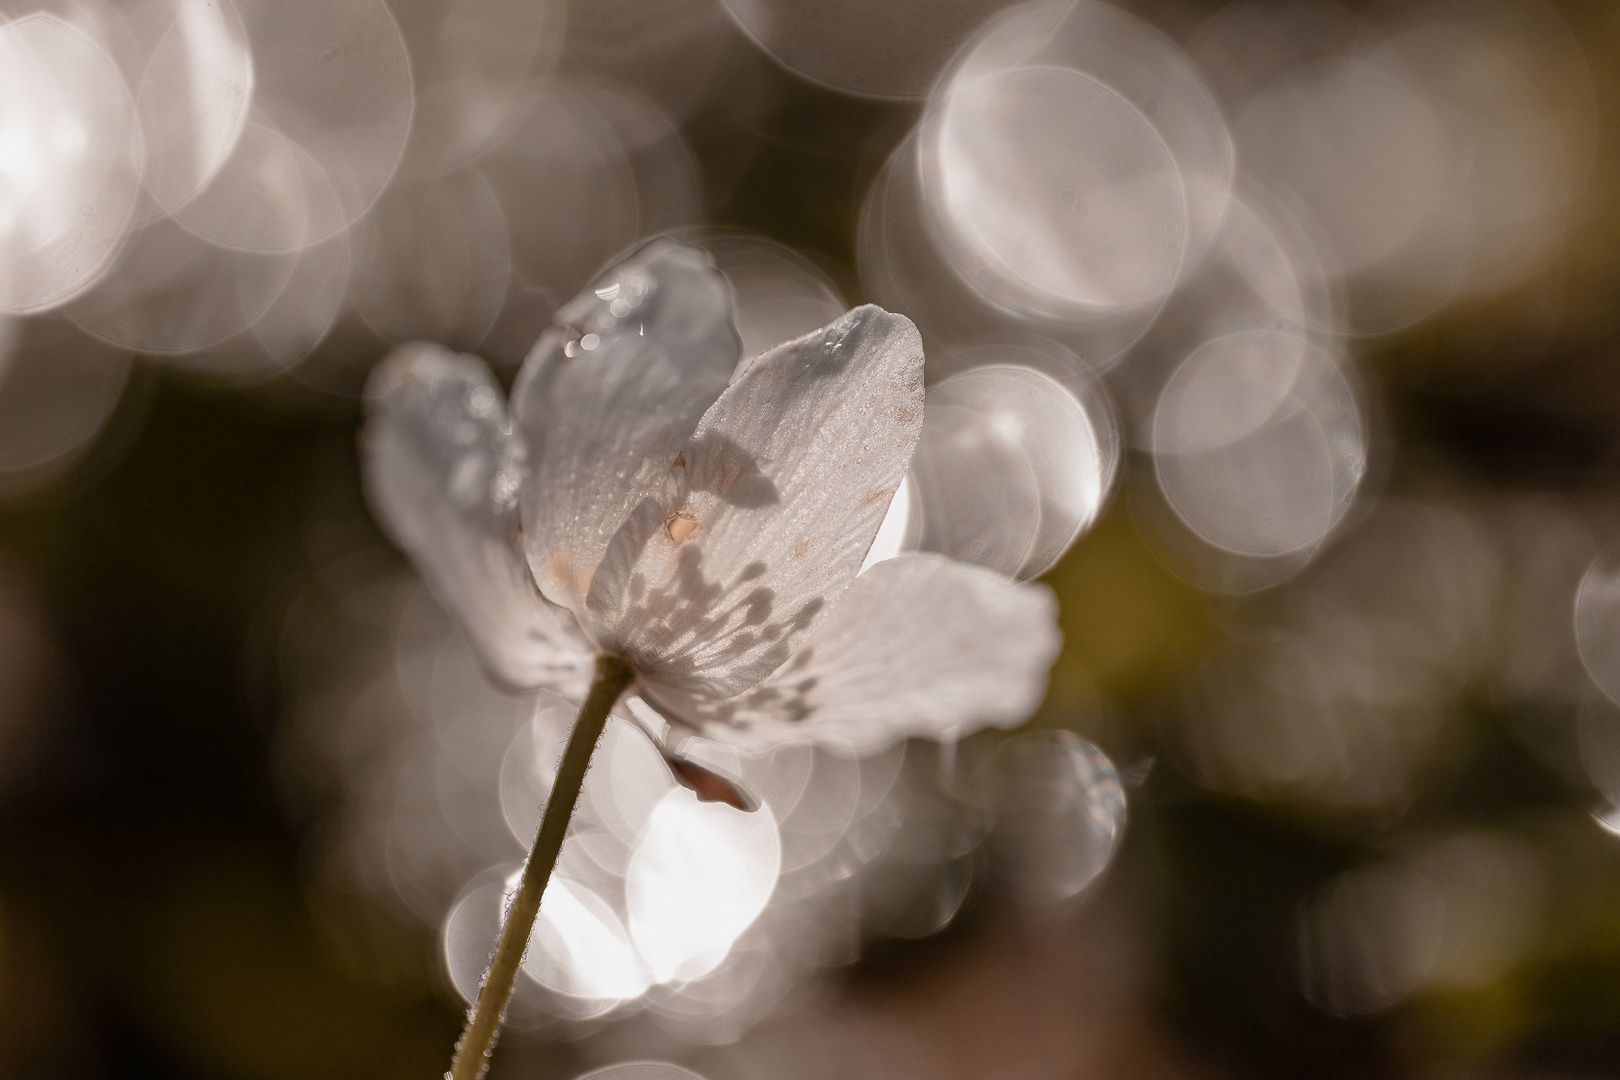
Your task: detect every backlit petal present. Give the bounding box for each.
[587,306,926,698]
[362,342,592,691]
[644,554,1060,752]
[513,239,740,612]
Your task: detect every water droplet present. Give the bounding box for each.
[595,281,622,300]
[580,333,601,351]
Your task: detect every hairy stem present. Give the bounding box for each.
[447,654,636,1080]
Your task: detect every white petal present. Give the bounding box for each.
[586,305,926,698]
[512,239,740,611]
[362,342,592,691]
[643,554,1060,752]
[617,695,759,810]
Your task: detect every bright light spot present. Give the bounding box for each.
[988,406,1025,444]
[51,115,87,158]
[627,788,780,983]
[859,474,912,574]
[929,67,1187,314]
[524,875,652,1000]
[1594,804,1620,839]
[0,13,142,311]
[907,364,1107,580]
[0,127,39,186]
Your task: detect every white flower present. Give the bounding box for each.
[362,239,1059,763]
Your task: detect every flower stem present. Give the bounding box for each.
[447,654,636,1080]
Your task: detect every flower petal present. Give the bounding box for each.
[362,342,592,691]
[512,239,740,611]
[642,554,1060,751]
[616,695,760,811]
[586,306,926,698]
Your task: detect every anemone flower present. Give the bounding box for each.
[362,239,1060,1079]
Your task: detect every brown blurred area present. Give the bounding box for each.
[3,0,1620,1078]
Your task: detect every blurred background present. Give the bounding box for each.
[3,0,1620,1076]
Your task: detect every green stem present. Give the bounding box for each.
[447,654,636,1080]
